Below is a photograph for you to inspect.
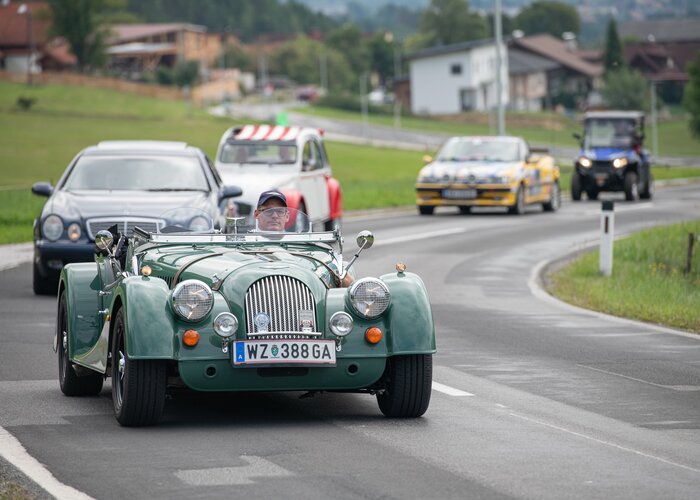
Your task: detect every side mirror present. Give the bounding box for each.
[95,230,114,253]
[220,185,242,200]
[572,133,582,142]
[31,182,53,197]
[422,155,433,164]
[356,230,374,250]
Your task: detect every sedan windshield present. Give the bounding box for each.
[219,142,297,165]
[63,155,209,191]
[437,138,520,162]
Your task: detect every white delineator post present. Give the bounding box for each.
[600,200,615,276]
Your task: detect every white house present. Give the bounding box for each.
[407,38,509,115]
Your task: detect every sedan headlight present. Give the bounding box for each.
[171,280,214,321]
[42,215,64,241]
[349,278,390,319]
[612,157,628,168]
[578,157,592,168]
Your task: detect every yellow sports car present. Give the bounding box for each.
[415,136,560,215]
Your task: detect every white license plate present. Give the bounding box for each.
[233,340,336,366]
[443,189,477,199]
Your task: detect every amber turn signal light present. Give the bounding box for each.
[183,329,200,347]
[365,327,382,344]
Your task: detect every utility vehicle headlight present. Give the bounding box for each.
[171,280,214,321]
[329,311,354,337]
[578,157,592,168]
[612,157,628,168]
[349,278,390,319]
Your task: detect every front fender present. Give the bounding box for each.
[326,176,343,220]
[380,271,436,355]
[59,263,101,360]
[115,276,177,359]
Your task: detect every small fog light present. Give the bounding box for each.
[365,327,382,344]
[67,223,81,242]
[213,312,238,338]
[329,312,353,337]
[183,329,200,347]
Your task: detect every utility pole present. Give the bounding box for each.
[360,72,369,140]
[393,42,401,129]
[650,81,659,158]
[18,3,34,86]
[494,0,505,135]
[319,50,328,94]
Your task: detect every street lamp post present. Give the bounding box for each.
[493,0,505,135]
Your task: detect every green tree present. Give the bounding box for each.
[47,0,119,71]
[419,0,488,48]
[326,23,369,76]
[600,67,647,110]
[367,33,397,86]
[514,1,580,38]
[223,44,254,72]
[603,18,624,73]
[683,52,700,139]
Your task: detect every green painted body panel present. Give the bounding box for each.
[60,263,102,362]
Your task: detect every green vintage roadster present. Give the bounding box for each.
[56,208,435,426]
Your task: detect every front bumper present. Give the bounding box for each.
[416,183,518,207]
[34,240,94,279]
[576,164,627,191]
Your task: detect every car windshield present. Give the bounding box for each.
[63,155,209,191]
[219,142,297,165]
[584,119,637,149]
[437,138,520,162]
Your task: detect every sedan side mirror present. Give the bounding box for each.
[95,230,114,253]
[220,185,242,200]
[31,182,53,197]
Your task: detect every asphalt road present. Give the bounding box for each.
[1,185,700,499]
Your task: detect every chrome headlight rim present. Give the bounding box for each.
[42,214,64,241]
[213,312,238,338]
[348,278,391,319]
[329,311,354,337]
[170,279,214,322]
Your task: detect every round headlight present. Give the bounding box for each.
[42,215,64,241]
[578,157,592,168]
[67,223,82,242]
[612,157,628,168]
[213,312,238,338]
[329,311,354,337]
[171,280,214,321]
[189,215,211,232]
[349,278,391,319]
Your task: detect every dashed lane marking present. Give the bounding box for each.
[432,382,475,397]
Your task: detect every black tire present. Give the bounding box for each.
[111,308,166,426]
[418,205,434,216]
[57,291,103,396]
[507,186,525,215]
[571,172,582,201]
[324,217,341,231]
[640,172,654,200]
[586,188,599,201]
[458,206,471,215]
[34,263,57,296]
[542,181,560,212]
[377,354,432,418]
[624,171,639,201]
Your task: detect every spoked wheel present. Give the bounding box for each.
[57,291,103,396]
[377,354,432,418]
[111,308,166,426]
[542,181,560,212]
[624,172,639,201]
[508,186,526,215]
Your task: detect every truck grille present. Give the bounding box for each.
[86,217,165,240]
[245,276,318,337]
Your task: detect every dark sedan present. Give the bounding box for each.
[31,140,241,295]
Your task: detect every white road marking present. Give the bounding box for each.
[432,382,474,396]
[578,364,700,392]
[0,426,95,500]
[176,455,293,486]
[509,412,700,474]
[376,227,467,247]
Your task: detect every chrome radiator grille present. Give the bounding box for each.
[245,276,318,336]
[86,217,164,240]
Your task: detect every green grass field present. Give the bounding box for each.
[546,220,700,333]
[298,105,700,158]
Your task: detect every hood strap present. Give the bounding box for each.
[171,251,229,289]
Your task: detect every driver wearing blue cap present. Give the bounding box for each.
[254,190,289,231]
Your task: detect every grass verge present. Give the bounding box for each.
[546,219,700,333]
